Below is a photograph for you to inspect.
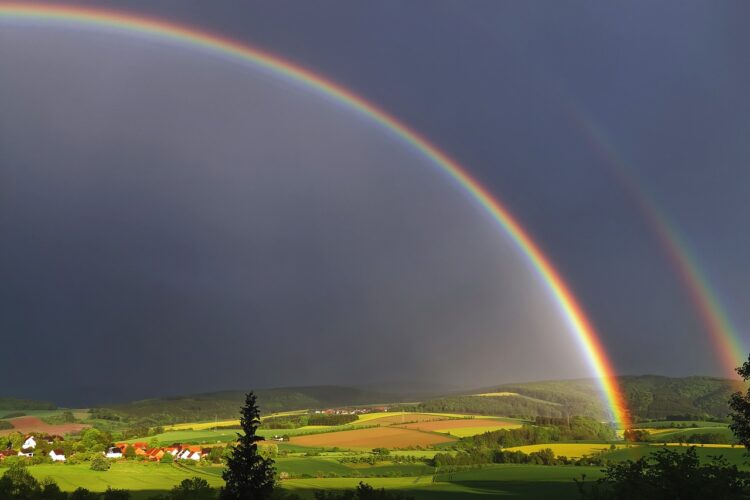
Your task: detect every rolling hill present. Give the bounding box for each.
[91,375,749,425]
[99,386,398,424]
[416,376,747,422]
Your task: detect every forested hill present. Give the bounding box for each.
[99,386,397,424]
[415,376,747,422]
[0,398,56,411]
[93,376,747,425]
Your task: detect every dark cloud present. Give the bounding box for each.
[2,2,749,404]
[1,26,586,405]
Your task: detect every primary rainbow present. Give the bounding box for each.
[0,2,630,427]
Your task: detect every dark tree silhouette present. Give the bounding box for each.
[221,392,275,499]
[729,354,750,450]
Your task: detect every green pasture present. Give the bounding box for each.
[281,464,604,499]
[632,420,728,429]
[650,426,735,442]
[27,462,224,499]
[602,444,749,466]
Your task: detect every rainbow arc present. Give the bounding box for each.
[0,2,631,427]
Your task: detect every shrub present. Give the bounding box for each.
[102,487,131,499]
[90,455,111,471]
[71,487,99,500]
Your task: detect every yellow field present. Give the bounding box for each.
[473,392,520,397]
[439,426,518,438]
[505,443,629,458]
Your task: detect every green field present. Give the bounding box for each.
[281,465,605,499]
[27,462,224,499]
[600,443,748,466]
[648,426,735,442]
[22,460,607,499]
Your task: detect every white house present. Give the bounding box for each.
[105,447,123,459]
[17,448,33,458]
[22,436,36,449]
[177,449,201,461]
[49,449,66,462]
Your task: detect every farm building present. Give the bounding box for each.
[22,436,36,449]
[145,448,165,461]
[49,449,66,462]
[18,447,33,457]
[177,446,202,461]
[165,445,182,456]
[105,447,123,458]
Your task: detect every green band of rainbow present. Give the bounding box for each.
[0,2,631,427]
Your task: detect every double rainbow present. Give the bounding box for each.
[0,2,631,427]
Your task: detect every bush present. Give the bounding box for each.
[576,446,749,499]
[169,477,215,499]
[161,452,174,464]
[314,482,413,499]
[71,487,99,500]
[102,487,131,499]
[90,455,111,471]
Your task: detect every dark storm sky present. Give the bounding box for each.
[2,1,750,405]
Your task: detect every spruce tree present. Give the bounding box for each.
[221,392,275,499]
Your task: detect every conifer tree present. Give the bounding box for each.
[221,392,275,499]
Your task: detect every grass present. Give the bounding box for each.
[602,444,749,467]
[648,426,735,442]
[281,464,605,499]
[632,420,728,429]
[27,462,224,497]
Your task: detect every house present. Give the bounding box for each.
[132,442,147,450]
[49,449,66,462]
[105,447,123,459]
[135,447,148,457]
[164,444,182,456]
[22,436,36,449]
[145,448,164,461]
[18,447,33,458]
[177,446,201,461]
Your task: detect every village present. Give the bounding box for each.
[1,433,215,464]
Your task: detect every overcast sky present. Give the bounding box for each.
[2,1,749,405]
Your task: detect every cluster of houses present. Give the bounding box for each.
[314,406,390,416]
[1,435,209,463]
[109,442,208,462]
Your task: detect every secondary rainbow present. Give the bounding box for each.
[569,106,745,376]
[0,2,631,427]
